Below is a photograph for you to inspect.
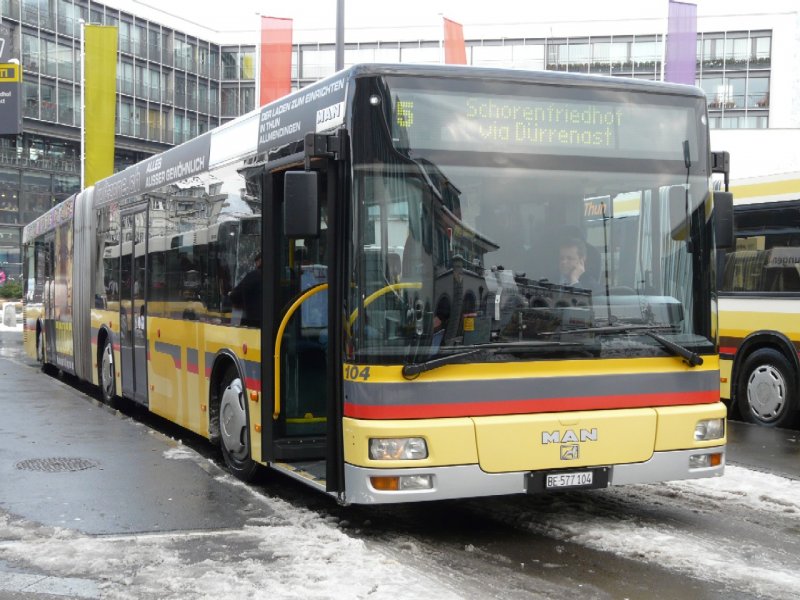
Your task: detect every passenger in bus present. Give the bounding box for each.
[230,252,262,327]
[558,237,596,290]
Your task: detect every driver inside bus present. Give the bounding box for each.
[558,237,596,290]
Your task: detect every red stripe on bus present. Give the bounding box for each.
[187,363,199,374]
[343,390,720,419]
[719,346,737,356]
[245,377,261,392]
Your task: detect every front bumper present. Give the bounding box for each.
[343,446,725,504]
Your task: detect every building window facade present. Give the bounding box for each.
[697,31,771,128]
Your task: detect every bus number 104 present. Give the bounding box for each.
[344,366,371,381]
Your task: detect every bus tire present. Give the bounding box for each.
[219,365,260,481]
[99,338,117,407]
[36,328,45,365]
[737,348,798,428]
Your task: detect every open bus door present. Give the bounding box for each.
[261,133,347,498]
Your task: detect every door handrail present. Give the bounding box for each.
[273,283,328,421]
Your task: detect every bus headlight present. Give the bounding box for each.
[369,437,428,460]
[694,418,725,441]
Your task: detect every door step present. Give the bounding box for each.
[271,459,327,493]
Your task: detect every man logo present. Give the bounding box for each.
[542,428,598,444]
[561,445,579,460]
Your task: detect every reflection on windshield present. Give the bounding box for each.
[348,80,713,365]
[350,160,714,364]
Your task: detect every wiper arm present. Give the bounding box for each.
[402,349,481,378]
[551,324,703,367]
[642,329,703,367]
[401,341,585,379]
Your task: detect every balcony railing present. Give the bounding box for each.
[707,93,769,110]
[0,152,79,173]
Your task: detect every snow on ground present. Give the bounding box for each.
[498,465,800,599]
[4,454,800,599]
[669,463,800,514]
[0,470,465,600]
[162,445,197,461]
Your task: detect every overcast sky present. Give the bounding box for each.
[96,0,791,46]
[109,0,671,33]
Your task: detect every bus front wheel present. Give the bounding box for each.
[219,366,260,481]
[737,348,798,428]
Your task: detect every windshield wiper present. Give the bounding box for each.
[402,349,481,378]
[401,340,586,378]
[552,324,703,367]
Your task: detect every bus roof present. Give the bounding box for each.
[344,63,706,97]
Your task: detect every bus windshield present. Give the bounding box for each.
[348,74,713,364]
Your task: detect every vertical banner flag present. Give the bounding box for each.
[260,16,293,106]
[84,25,118,187]
[443,17,467,65]
[664,0,697,85]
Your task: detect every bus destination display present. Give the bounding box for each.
[392,89,698,161]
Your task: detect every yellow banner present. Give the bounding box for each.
[84,25,117,188]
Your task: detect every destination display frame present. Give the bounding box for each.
[386,77,707,164]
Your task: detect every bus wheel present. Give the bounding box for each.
[219,366,259,481]
[36,330,45,365]
[99,339,117,406]
[738,348,798,428]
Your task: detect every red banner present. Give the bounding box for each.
[260,16,293,106]
[443,17,467,65]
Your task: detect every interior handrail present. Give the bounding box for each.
[273,283,328,421]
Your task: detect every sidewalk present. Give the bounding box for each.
[0,350,260,535]
[0,331,275,598]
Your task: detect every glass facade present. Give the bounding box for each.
[696,31,771,129]
[295,32,771,129]
[0,0,775,280]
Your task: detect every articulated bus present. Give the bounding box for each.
[718,171,800,427]
[23,64,731,504]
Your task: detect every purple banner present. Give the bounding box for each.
[664,0,697,85]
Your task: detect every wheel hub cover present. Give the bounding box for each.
[748,365,785,419]
[220,378,247,459]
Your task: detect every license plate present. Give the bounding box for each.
[545,471,593,489]
[526,467,609,493]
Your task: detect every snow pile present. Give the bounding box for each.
[0,485,463,600]
[486,465,800,599]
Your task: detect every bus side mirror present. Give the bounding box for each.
[284,171,320,239]
[714,191,734,250]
